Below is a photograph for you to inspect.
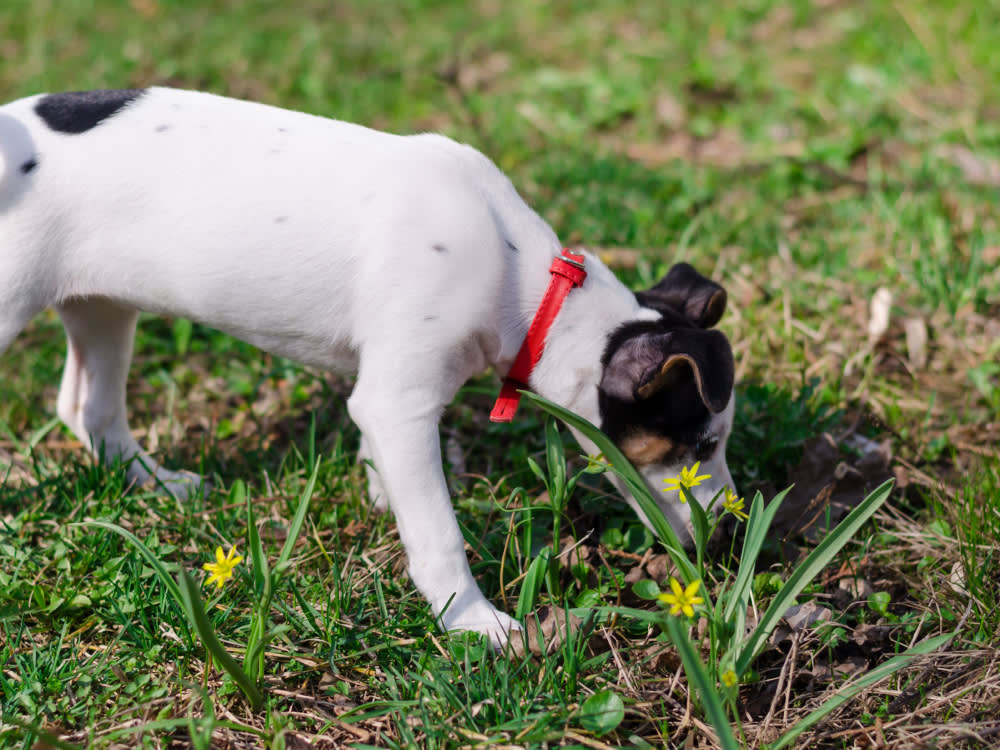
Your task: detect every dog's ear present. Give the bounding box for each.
[600,328,734,413]
[635,263,727,328]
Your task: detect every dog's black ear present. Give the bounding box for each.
[635,262,727,328]
[600,328,734,413]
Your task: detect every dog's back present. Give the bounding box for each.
[0,87,551,369]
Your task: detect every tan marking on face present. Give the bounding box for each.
[619,431,679,467]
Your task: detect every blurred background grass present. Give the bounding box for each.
[3,0,997,471]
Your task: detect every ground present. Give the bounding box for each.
[1,1,998,747]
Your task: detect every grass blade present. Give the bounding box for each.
[275,459,320,575]
[735,479,895,675]
[544,416,567,503]
[722,488,791,624]
[516,548,551,620]
[239,481,269,597]
[682,485,710,573]
[769,632,951,749]
[664,616,740,750]
[78,520,185,614]
[177,569,264,710]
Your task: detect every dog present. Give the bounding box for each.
[0,88,735,646]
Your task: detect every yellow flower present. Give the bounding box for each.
[203,546,243,588]
[722,487,748,521]
[585,453,610,472]
[657,577,704,618]
[721,669,738,688]
[662,462,712,500]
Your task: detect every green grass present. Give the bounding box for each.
[2,0,1000,747]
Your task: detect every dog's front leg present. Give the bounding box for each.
[347,373,518,647]
[357,435,389,512]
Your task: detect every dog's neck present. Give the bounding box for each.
[490,249,586,422]
[503,249,658,427]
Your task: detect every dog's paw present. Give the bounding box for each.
[150,469,211,499]
[440,601,521,650]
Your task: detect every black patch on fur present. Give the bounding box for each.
[275,216,289,224]
[506,240,519,254]
[600,370,711,450]
[598,320,733,450]
[432,243,449,254]
[155,124,170,133]
[423,315,438,322]
[20,157,38,174]
[35,89,145,134]
[635,262,727,329]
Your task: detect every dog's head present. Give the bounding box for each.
[599,263,736,541]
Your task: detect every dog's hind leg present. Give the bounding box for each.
[55,298,205,497]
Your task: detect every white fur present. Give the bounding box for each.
[0,88,733,646]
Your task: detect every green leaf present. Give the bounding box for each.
[752,572,785,599]
[632,579,662,601]
[172,318,193,356]
[624,524,654,554]
[597,605,671,624]
[526,456,547,488]
[544,416,567,506]
[1,717,84,750]
[244,623,292,675]
[600,527,624,549]
[736,479,895,676]
[578,689,625,736]
[516,547,551,620]
[868,591,891,617]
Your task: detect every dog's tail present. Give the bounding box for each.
[0,111,39,199]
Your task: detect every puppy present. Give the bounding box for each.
[0,88,735,645]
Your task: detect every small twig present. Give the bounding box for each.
[603,626,638,694]
[757,633,798,741]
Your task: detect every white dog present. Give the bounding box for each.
[0,88,736,645]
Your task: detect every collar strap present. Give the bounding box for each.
[490,248,587,423]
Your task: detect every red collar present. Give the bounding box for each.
[490,248,587,422]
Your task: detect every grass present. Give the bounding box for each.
[2,0,1000,746]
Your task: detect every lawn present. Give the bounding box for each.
[1,0,999,747]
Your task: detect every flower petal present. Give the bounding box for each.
[684,580,702,599]
[669,577,685,597]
